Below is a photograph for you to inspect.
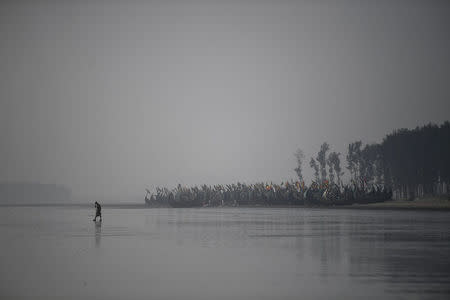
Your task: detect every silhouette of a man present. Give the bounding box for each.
[93,201,102,222]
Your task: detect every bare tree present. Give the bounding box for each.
[316,142,330,183]
[327,153,335,184]
[294,149,305,182]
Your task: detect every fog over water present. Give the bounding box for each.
[1,1,450,201]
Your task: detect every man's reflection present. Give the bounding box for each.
[95,221,102,248]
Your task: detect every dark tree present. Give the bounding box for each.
[327,155,335,184]
[347,141,362,182]
[359,144,382,185]
[328,151,343,186]
[317,142,330,184]
[377,122,450,199]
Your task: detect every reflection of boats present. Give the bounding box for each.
[167,193,199,208]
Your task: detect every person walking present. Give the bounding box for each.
[93,201,102,222]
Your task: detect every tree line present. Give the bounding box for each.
[145,121,449,207]
[304,121,450,200]
[370,122,449,199]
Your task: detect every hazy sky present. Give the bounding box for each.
[1,0,449,201]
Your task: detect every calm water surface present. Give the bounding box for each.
[1,207,449,300]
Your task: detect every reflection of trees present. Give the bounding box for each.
[293,211,450,295]
[345,213,450,295]
[307,214,345,280]
[142,208,450,296]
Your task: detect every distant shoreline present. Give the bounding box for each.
[0,203,149,209]
[2,198,450,211]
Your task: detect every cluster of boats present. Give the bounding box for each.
[145,181,392,208]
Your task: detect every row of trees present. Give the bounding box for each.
[303,143,344,187]
[146,121,449,206]
[382,122,449,199]
[295,121,450,200]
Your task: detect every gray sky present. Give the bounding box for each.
[1,0,449,201]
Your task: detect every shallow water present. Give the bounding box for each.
[1,206,449,300]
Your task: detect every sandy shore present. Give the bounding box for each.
[346,197,450,210]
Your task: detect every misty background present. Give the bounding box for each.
[1,0,449,202]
